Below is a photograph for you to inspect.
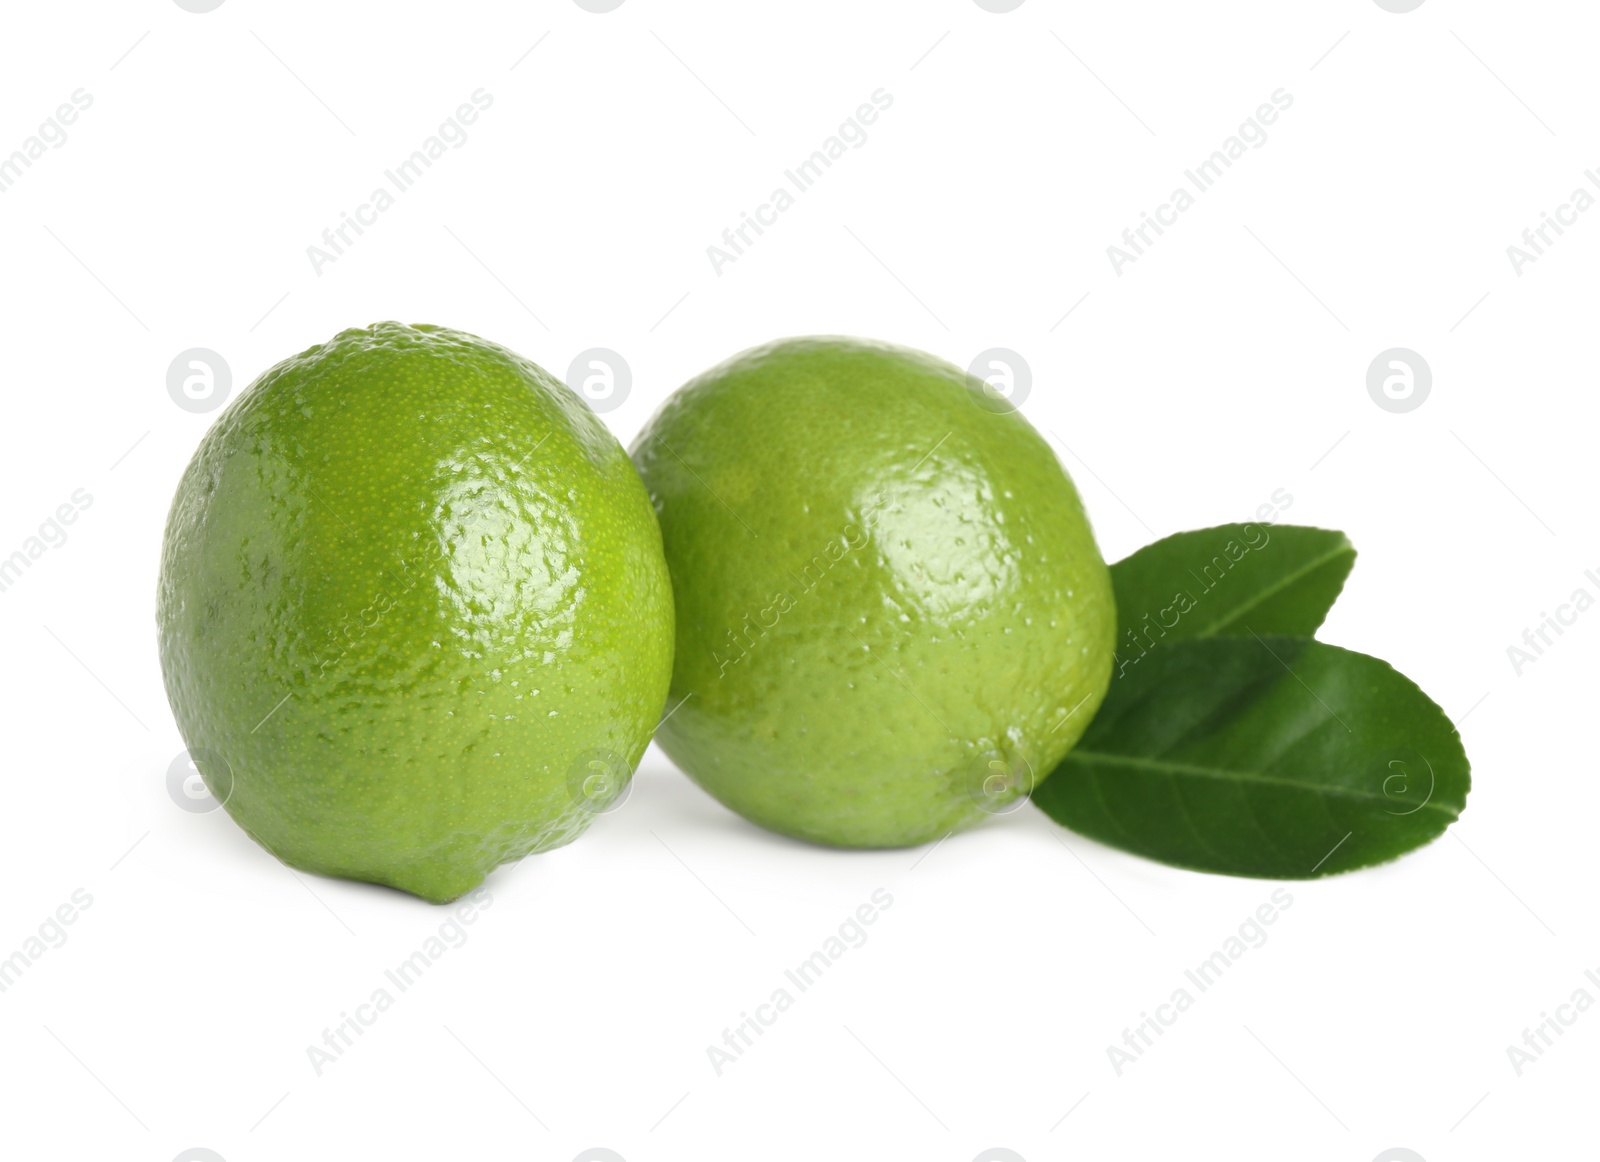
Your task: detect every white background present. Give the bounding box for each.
[0,1,1593,1159]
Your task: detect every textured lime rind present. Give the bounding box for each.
[631,337,1115,847]
[158,322,674,902]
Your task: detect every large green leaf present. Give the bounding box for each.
[1034,636,1469,878]
[1110,524,1355,658]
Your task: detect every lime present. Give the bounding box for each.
[158,323,674,901]
[632,337,1114,847]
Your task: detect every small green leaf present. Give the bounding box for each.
[1034,636,1470,878]
[1110,524,1356,656]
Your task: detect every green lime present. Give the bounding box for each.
[632,337,1114,847]
[158,323,674,902]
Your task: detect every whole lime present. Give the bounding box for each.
[158,323,674,902]
[631,337,1114,847]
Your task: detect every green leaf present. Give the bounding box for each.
[1110,524,1356,658]
[1033,636,1470,878]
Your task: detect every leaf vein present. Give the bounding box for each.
[1207,542,1353,634]
[1064,749,1460,820]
